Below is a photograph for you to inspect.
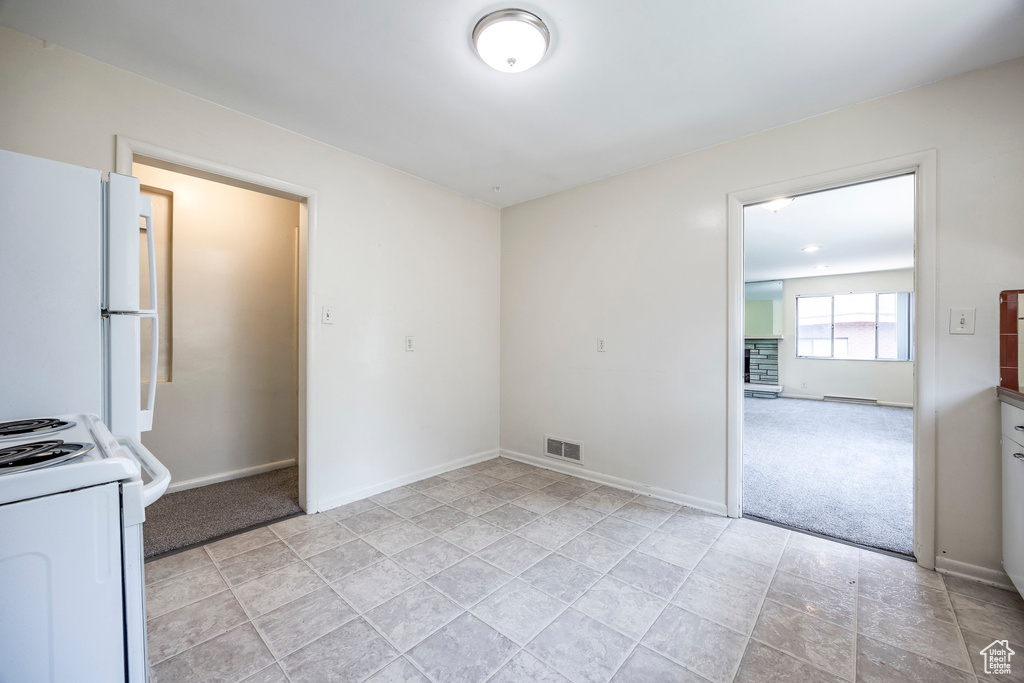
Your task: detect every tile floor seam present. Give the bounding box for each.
[754,597,858,680]
[260,592,362,662]
[358,580,467,657]
[207,534,278,566]
[147,592,247,668]
[356,589,449,664]
[144,563,229,621]
[944,581,983,678]
[943,582,1012,609]
[761,595,858,634]
[204,552,290,681]
[562,577,648,641]
[771,561,860,595]
[399,654,436,683]
[601,579,680,682]
[855,593,975,675]
[745,637,848,682]
[446,643,524,683]
[358,653,421,683]
[640,603,749,683]
[719,530,784,683]
[144,547,217,589]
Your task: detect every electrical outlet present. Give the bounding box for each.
[405,336,414,352]
[321,306,335,324]
[949,308,976,335]
[597,337,606,352]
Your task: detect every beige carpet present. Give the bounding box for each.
[144,466,301,558]
[742,397,913,555]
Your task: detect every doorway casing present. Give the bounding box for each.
[725,150,937,568]
[115,136,320,513]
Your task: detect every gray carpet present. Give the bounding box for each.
[743,397,913,555]
[144,466,301,558]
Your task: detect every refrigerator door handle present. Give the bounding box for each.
[137,195,158,432]
[138,311,158,432]
[140,195,156,311]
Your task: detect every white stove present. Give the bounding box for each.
[0,414,169,683]
[0,414,139,502]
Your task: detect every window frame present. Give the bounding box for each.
[795,290,914,361]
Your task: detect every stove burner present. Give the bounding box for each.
[0,439,93,475]
[0,418,75,439]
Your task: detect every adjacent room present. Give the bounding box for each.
[741,176,916,556]
[1,3,1024,683]
[132,161,304,557]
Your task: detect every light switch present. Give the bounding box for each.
[597,337,606,352]
[405,336,414,352]
[949,308,975,335]
[321,306,335,324]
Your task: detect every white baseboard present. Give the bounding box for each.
[167,458,296,493]
[778,392,913,409]
[317,449,500,513]
[935,556,1015,590]
[779,392,824,401]
[499,448,728,516]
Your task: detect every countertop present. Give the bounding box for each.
[998,386,1024,411]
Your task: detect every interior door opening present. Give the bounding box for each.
[740,174,916,557]
[133,158,304,559]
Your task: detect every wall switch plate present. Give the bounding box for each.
[321,306,335,324]
[405,336,414,352]
[949,308,976,335]
[597,337,606,352]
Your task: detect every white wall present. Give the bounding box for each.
[135,163,301,485]
[501,57,1024,575]
[779,269,914,406]
[0,27,501,511]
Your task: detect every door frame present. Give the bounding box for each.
[115,136,321,513]
[725,150,937,568]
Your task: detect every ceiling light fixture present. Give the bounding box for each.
[802,245,821,253]
[473,9,550,73]
[761,197,795,213]
[814,264,829,270]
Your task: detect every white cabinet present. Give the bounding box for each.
[1003,399,1024,596]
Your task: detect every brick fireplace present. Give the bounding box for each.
[744,338,781,398]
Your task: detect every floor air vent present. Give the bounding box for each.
[544,435,584,464]
[823,395,878,406]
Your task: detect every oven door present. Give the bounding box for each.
[0,483,126,682]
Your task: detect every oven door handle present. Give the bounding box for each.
[118,436,170,507]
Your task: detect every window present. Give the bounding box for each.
[796,291,913,360]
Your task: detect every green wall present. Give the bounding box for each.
[745,300,775,336]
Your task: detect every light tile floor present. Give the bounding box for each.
[145,457,1024,682]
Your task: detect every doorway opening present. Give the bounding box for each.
[130,158,306,558]
[740,174,916,556]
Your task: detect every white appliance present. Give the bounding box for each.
[0,149,171,682]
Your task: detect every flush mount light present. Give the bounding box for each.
[473,9,550,73]
[814,264,829,270]
[762,197,795,213]
[802,245,821,253]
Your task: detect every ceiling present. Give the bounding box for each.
[744,174,915,282]
[2,2,1023,207]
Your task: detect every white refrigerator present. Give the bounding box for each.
[0,147,158,437]
[0,148,169,682]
